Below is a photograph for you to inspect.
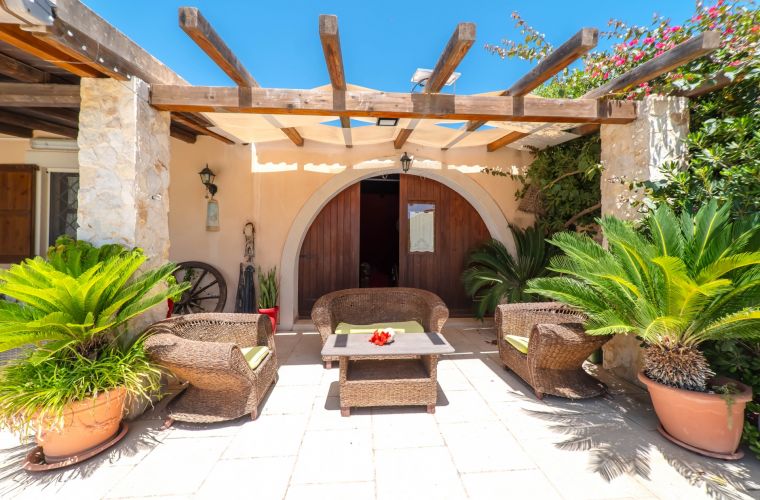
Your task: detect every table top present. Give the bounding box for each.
[320,332,455,357]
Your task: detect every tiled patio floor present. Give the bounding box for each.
[0,320,758,499]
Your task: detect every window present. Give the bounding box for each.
[48,172,79,246]
[408,202,435,252]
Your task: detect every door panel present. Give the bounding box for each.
[298,183,360,317]
[399,175,489,315]
[0,164,37,263]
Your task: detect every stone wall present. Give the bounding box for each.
[77,77,171,264]
[599,95,689,383]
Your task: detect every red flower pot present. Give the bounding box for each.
[259,306,279,334]
[166,299,175,318]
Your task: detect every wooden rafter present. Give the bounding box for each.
[0,51,48,82]
[0,122,33,138]
[448,27,597,151]
[395,22,476,149]
[150,85,636,124]
[0,108,77,137]
[178,7,302,147]
[0,83,80,107]
[582,31,720,99]
[319,14,352,148]
[486,131,530,152]
[170,123,198,144]
[171,112,234,144]
[10,107,78,128]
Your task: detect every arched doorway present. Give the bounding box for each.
[298,174,490,317]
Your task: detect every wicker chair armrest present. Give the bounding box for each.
[147,313,272,348]
[527,323,609,370]
[144,333,253,380]
[311,295,336,344]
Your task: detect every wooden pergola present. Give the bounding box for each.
[0,1,724,151]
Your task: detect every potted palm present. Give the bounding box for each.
[257,266,279,334]
[0,237,187,466]
[526,201,759,459]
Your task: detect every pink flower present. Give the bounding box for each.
[655,50,664,57]
[724,27,734,34]
[669,26,681,33]
[643,36,656,45]
[603,72,610,79]
[615,58,626,66]
[628,38,639,46]
[655,42,666,49]
[633,51,645,62]
[691,14,703,22]
[729,60,741,67]
[752,25,760,32]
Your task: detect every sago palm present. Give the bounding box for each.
[462,223,555,318]
[526,200,760,391]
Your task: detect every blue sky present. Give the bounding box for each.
[84,0,697,94]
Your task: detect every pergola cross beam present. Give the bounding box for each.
[394,22,476,149]
[319,14,352,147]
[178,7,304,146]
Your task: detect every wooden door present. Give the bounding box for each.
[399,175,489,315]
[298,183,360,317]
[0,164,37,263]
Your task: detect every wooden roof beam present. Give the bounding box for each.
[486,131,530,152]
[0,51,49,82]
[319,14,352,148]
[0,108,77,137]
[171,112,234,144]
[395,22,476,149]
[150,85,636,124]
[170,123,198,144]
[0,83,80,107]
[178,7,303,147]
[0,122,33,138]
[446,27,597,151]
[582,31,720,98]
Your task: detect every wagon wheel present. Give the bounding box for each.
[173,261,227,314]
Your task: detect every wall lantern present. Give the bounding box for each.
[198,164,218,198]
[199,165,220,232]
[400,152,414,173]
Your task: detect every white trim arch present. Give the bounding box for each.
[278,162,514,329]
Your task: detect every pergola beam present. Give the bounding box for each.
[171,112,235,144]
[319,14,351,147]
[582,31,720,99]
[0,108,77,137]
[178,7,303,147]
[170,123,198,144]
[0,83,80,107]
[0,122,33,138]
[459,27,597,152]
[486,131,530,152]
[395,22,476,149]
[150,85,636,123]
[0,51,49,83]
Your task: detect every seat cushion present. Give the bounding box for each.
[505,335,530,354]
[334,320,425,334]
[240,346,270,370]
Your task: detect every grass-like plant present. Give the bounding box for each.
[0,237,188,432]
[526,201,760,391]
[462,223,555,318]
[257,266,279,309]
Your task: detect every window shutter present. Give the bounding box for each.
[0,164,38,263]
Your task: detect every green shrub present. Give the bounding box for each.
[257,266,279,309]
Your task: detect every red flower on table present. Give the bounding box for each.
[369,329,395,346]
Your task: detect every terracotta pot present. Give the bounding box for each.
[638,372,752,459]
[35,387,126,463]
[259,306,279,334]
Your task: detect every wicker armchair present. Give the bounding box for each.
[144,313,278,423]
[495,302,611,399]
[312,287,449,368]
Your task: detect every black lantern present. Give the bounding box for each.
[400,152,413,173]
[198,165,218,198]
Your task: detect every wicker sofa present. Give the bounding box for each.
[311,287,449,368]
[145,313,278,423]
[495,302,611,399]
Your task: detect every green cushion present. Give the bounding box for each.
[334,320,425,334]
[240,346,270,370]
[505,335,530,354]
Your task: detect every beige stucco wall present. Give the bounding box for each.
[0,137,30,163]
[168,136,533,325]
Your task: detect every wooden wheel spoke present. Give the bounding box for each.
[172,261,228,315]
[194,280,219,295]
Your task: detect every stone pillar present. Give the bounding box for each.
[599,95,689,383]
[76,77,171,264]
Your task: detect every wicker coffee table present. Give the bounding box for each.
[321,332,455,416]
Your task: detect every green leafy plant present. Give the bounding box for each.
[462,223,556,318]
[0,238,188,431]
[257,266,279,309]
[526,200,760,391]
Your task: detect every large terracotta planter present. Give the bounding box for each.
[259,306,279,334]
[34,387,126,463]
[638,372,752,460]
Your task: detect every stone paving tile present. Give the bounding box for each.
[222,414,308,459]
[461,469,563,500]
[439,420,535,473]
[105,435,233,498]
[375,446,468,500]
[289,428,374,485]
[308,396,372,431]
[55,465,134,500]
[261,384,321,416]
[284,481,375,500]
[372,408,444,449]
[195,456,295,500]
[434,388,498,424]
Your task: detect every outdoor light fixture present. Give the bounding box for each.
[198,164,218,198]
[410,68,461,91]
[376,117,399,127]
[400,152,414,173]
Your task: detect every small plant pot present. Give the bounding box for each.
[638,372,752,460]
[34,387,126,463]
[259,306,279,334]
[166,299,175,318]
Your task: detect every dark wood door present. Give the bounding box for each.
[399,175,490,315]
[0,164,37,263]
[298,183,360,317]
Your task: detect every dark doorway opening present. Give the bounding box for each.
[359,174,399,287]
